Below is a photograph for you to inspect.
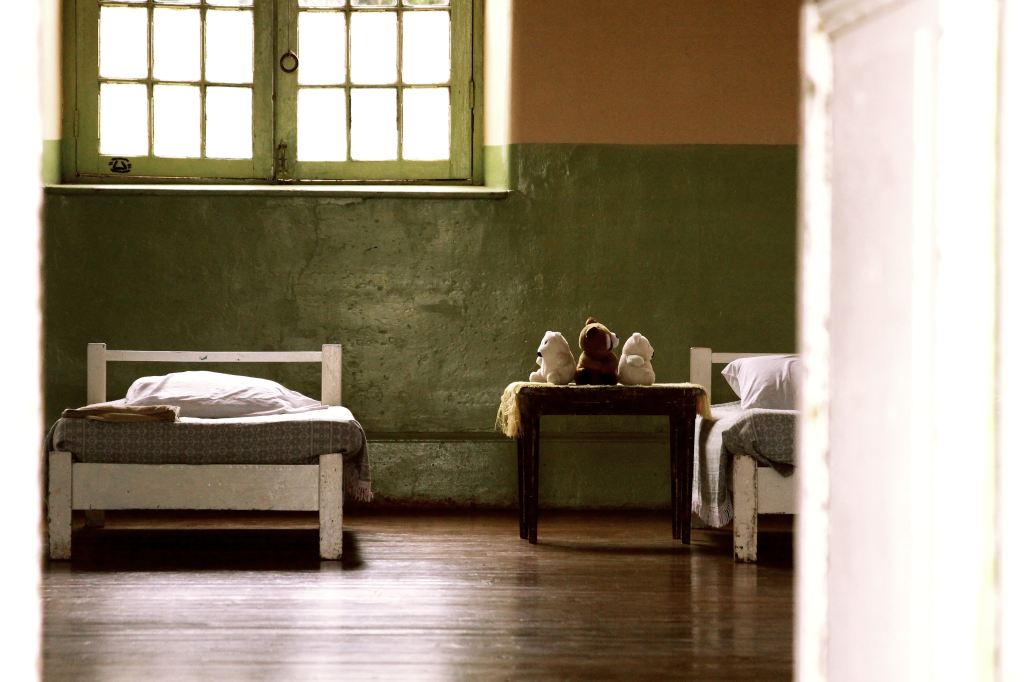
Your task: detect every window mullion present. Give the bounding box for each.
[252,0,275,179]
[147,2,154,157]
[345,6,353,163]
[449,0,473,179]
[397,6,404,163]
[273,0,298,181]
[199,2,207,160]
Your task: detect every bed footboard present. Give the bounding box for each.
[47,455,345,561]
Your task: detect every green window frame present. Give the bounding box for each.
[67,0,480,183]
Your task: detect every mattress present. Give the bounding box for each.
[47,406,372,501]
[692,401,797,527]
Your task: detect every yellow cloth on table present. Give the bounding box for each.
[61,402,180,423]
[494,381,544,438]
[495,382,712,438]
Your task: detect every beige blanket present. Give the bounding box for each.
[61,402,180,423]
[495,382,712,438]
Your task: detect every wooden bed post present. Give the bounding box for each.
[87,343,107,405]
[690,348,713,402]
[321,344,342,406]
[318,453,344,560]
[48,451,73,560]
[320,345,343,559]
[733,455,758,563]
[85,343,108,528]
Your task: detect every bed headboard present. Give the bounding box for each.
[86,343,343,406]
[689,347,785,404]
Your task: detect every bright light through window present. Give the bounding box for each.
[84,0,474,181]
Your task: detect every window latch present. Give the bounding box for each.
[279,50,299,74]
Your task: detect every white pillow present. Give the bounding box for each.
[124,370,325,418]
[720,355,801,410]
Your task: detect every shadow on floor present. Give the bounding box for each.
[53,527,364,572]
[535,528,793,567]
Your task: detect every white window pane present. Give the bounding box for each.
[99,7,147,79]
[298,11,346,85]
[153,84,200,157]
[403,87,449,160]
[351,88,397,160]
[350,12,397,84]
[100,83,148,156]
[299,0,346,7]
[403,0,450,7]
[206,10,253,84]
[352,0,397,6]
[206,87,252,159]
[154,1,199,5]
[208,1,253,6]
[153,8,200,81]
[298,88,347,161]
[402,11,449,84]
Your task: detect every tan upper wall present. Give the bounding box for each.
[508,0,801,145]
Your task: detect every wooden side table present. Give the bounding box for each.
[512,384,701,544]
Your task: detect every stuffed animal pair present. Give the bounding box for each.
[527,318,655,386]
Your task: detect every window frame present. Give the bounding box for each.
[64,0,482,185]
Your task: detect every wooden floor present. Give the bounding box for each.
[43,510,794,681]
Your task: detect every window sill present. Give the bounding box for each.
[44,183,511,200]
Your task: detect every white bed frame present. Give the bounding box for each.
[47,343,346,561]
[690,347,796,563]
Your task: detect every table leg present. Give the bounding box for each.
[681,409,696,545]
[669,414,680,540]
[517,434,527,539]
[525,413,541,544]
[671,411,679,540]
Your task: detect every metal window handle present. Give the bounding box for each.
[280,50,298,73]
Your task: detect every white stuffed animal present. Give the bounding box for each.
[617,332,656,385]
[529,331,576,385]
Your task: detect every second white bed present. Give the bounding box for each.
[689,347,798,563]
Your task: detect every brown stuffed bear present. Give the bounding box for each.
[574,317,620,385]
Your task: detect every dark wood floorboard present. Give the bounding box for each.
[43,510,794,681]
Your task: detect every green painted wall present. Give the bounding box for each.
[42,140,61,185]
[42,143,796,508]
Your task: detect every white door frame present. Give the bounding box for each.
[798,0,1014,679]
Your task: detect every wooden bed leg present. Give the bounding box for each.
[84,510,106,528]
[48,451,73,560]
[319,453,344,560]
[733,455,758,563]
